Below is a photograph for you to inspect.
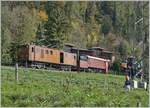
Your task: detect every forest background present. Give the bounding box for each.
[1,1,149,80]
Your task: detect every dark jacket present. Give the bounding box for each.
[125,80,130,86]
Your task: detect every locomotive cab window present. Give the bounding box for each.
[46,50,49,54]
[80,55,88,61]
[41,49,44,58]
[32,47,34,52]
[60,52,64,63]
[50,50,53,55]
[74,55,76,59]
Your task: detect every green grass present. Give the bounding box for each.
[1,66,149,107]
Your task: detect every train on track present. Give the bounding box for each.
[18,43,115,73]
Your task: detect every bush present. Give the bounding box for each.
[1,53,12,65]
[112,60,121,74]
[101,17,111,35]
[118,40,131,57]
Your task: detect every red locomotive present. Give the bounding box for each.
[18,44,112,73]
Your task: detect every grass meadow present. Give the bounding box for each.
[1,66,149,107]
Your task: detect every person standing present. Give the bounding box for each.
[124,75,131,91]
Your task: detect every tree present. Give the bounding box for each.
[85,2,96,23]
[10,6,40,61]
[1,1,149,74]
[44,2,70,48]
[1,3,40,63]
[101,16,111,35]
[117,40,131,58]
[1,6,13,65]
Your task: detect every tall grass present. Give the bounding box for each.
[1,66,149,107]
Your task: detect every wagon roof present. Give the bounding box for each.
[64,43,75,47]
[87,55,110,62]
[30,44,59,50]
[102,50,113,54]
[72,48,93,52]
[91,47,104,50]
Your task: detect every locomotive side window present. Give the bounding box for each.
[65,53,67,57]
[80,55,88,61]
[32,47,34,52]
[50,50,53,55]
[37,48,40,53]
[41,49,44,58]
[46,50,49,54]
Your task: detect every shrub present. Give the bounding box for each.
[1,53,12,65]
[112,59,121,74]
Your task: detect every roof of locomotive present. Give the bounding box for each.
[27,44,77,55]
[64,43,75,47]
[22,44,113,56]
[87,55,110,62]
[28,44,60,51]
[102,50,113,54]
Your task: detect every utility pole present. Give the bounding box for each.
[134,17,143,57]
[134,1,146,59]
[142,2,144,59]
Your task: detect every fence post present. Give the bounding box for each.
[15,62,19,83]
[137,102,141,107]
[25,60,28,68]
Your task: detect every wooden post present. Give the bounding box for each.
[25,60,28,68]
[25,60,28,72]
[15,62,19,83]
[104,72,108,90]
[137,102,141,107]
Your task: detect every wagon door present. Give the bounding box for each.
[60,52,64,63]
[29,45,35,61]
[41,49,44,58]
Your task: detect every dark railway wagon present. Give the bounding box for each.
[101,51,115,63]
[88,47,104,57]
[71,48,95,56]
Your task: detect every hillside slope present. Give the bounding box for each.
[1,66,149,107]
[1,1,149,79]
